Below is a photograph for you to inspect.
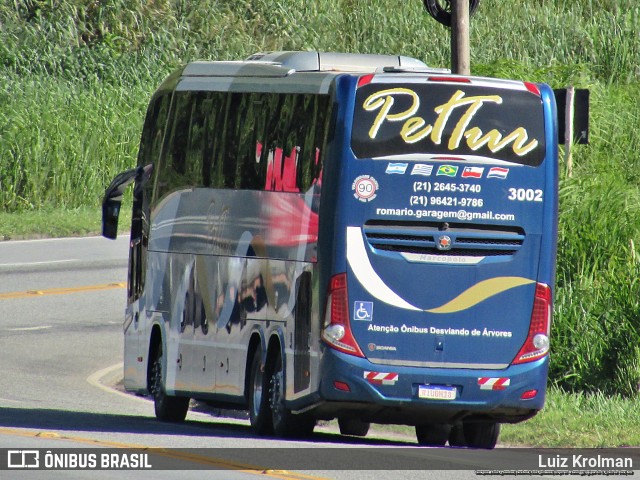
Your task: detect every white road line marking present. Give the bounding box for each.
[0,236,104,244]
[0,397,23,404]
[7,326,52,332]
[0,259,76,267]
[85,362,150,405]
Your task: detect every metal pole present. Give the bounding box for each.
[451,0,471,75]
[564,87,575,177]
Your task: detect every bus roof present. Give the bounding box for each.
[181,51,446,77]
[169,51,542,98]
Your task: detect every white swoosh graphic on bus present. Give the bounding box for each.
[346,226,534,314]
[346,227,421,311]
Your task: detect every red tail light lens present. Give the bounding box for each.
[512,283,552,364]
[524,82,541,96]
[357,74,375,88]
[427,76,471,83]
[334,381,351,392]
[322,273,365,357]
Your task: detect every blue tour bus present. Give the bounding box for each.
[102,51,558,448]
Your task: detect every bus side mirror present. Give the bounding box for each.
[101,168,139,240]
[102,198,122,240]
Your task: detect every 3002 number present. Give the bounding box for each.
[507,188,543,202]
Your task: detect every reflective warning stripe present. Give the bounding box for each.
[478,377,510,390]
[364,371,399,385]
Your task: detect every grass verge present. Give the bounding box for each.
[0,206,130,240]
[500,386,640,447]
[371,386,640,447]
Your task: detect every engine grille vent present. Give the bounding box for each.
[363,220,524,258]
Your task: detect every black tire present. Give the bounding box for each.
[416,423,451,446]
[463,422,500,449]
[149,341,190,422]
[338,418,370,437]
[248,350,273,434]
[423,0,481,27]
[448,424,467,447]
[269,353,315,438]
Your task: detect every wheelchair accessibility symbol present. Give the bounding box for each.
[353,301,373,321]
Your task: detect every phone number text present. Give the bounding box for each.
[410,196,484,208]
[413,181,482,194]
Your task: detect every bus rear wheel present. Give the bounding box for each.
[269,353,315,438]
[338,418,370,437]
[415,423,451,446]
[463,421,500,449]
[248,349,273,434]
[448,424,467,447]
[149,341,189,422]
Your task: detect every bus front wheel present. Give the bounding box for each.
[269,353,315,438]
[248,349,273,434]
[149,341,189,422]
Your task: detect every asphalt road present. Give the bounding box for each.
[0,236,633,480]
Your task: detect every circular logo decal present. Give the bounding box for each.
[352,175,379,202]
[368,343,376,352]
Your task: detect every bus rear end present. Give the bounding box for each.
[318,73,558,448]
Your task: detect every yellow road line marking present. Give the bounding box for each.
[0,427,329,480]
[0,282,126,300]
[86,365,327,480]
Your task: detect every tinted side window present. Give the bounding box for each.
[155,92,191,199]
[185,93,208,185]
[155,90,331,195]
[156,91,215,198]
[208,92,230,188]
[299,95,331,191]
[236,93,267,190]
[223,92,257,188]
[138,91,171,168]
[259,93,330,193]
[168,92,193,178]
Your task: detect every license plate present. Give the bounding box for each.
[418,384,457,400]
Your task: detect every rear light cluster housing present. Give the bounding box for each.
[322,273,364,357]
[512,282,552,364]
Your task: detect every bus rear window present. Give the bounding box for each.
[351,82,546,166]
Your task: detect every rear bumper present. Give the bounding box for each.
[310,348,548,425]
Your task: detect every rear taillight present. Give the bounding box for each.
[512,283,552,364]
[322,273,365,357]
[427,76,472,83]
[357,74,375,88]
[524,81,541,96]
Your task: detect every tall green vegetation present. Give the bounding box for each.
[0,78,144,210]
[551,83,640,396]
[1,0,639,395]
